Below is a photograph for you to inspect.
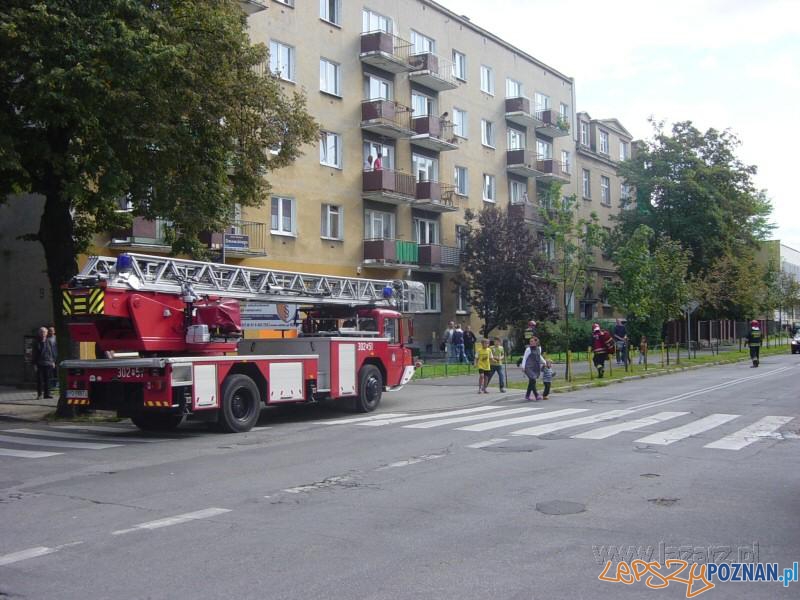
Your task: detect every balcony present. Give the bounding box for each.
[239,0,267,15]
[506,149,545,178]
[200,220,268,257]
[362,169,416,205]
[415,181,458,213]
[535,109,570,138]
[361,100,414,139]
[411,116,458,151]
[509,201,542,225]
[417,244,461,271]
[362,239,419,267]
[109,217,171,249]
[505,97,538,128]
[408,52,459,92]
[360,31,414,74]
[535,159,571,183]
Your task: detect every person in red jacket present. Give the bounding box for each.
[591,323,614,378]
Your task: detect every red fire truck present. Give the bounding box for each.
[60,253,423,433]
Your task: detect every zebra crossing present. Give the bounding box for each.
[315,404,797,452]
[0,425,172,459]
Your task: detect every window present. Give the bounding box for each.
[480,65,494,95]
[483,174,496,202]
[536,139,552,160]
[542,236,555,260]
[363,141,394,169]
[534,92,550,113]
[561,150,571,174]
[507,127,525,150]
[362,9,392,33]
[621,183,633,208]
[602,277,613,305]
[364,209,395,239]
[559,103,569,119]
[269,41,295,81]
[410,30,435,54]
[452,108,467,138]
[271,196,295,235]
[582,169,591,198]
[481,119,495,147]
[319,58,341,96]
[454,166,468,196]
[320,0,341,25]
[423,281,441,312]
[457,285,469,313]
[456,225,468,250]
[412,153,438,182]
[414,217,439,244]
[321,204,342,239]
[619,141,629,161]
[509,179,527,204]
[600,176,610,205]
[319,131,341,168]
[274,0,294,6]
[452,50,467,81]
[580,121,590,146]
[599,130,609,154]
[506,78,523,98]
[411,91,435,117]
[364,74,391,100]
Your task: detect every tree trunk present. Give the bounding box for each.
[40,188,79,418]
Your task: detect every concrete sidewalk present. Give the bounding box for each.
[0,386,58,422]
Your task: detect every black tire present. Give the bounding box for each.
[354,365,382,413]
[131,412,183,431]
[218,374,261,433]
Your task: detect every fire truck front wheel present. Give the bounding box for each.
[355,365,383,413]
[219,374,261,433]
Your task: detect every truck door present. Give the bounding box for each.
[383,316,403,385]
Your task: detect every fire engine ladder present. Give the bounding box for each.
[77,253,426,313]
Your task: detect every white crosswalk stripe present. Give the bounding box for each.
[359,406,510,427]
[6,428,164,443]
[635,414,740,446]
[0,448,63,459]
[704,416,796,450]
[511,409,634,437]
[0,433,122,450]
[455,408,588,432]
[398,407,543,429]
[311,412,409,425]
[571,411,689,440]
[50,424,138,434]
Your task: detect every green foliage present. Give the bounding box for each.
[460,205,556,336]
[534,319,596,353]
[614,120,773,277]
[690,252,767,320]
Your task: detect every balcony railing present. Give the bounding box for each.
[535,109,570,138]
[411,116,457,151]
[505,97,538,128]
[110,217,171,248]
[362,169,416,204]
[415,181,458,212]
[535,159,571,182]
[359,31,414,73]
[361,99,414,139]
[508,201,542,224]
[200,220,268,256]
[418,244,460,270]
[506,149,542,178]
[362,238,419,266]
[408,52,459,91]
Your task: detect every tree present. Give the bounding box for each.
[690,253,765,320]
[0,1,318,413]
[460,205,556,336]
[614,120,773,276]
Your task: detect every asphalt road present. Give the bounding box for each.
[1,355,798,600]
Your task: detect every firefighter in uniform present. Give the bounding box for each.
[746,319,762,367]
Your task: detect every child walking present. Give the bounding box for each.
[475,338,492,394]
[541,359,554,400]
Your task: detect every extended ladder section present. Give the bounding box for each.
[77,254,426,313]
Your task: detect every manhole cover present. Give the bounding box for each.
[648,497,679,507]
[640,473,661,478]
[483,443,543,453]
[536,500,586,515]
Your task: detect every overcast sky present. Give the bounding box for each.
[445,0,800,251]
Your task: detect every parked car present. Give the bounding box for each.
[791,333,800,354]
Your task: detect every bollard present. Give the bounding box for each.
[588,347,593,380]
[676,343,680,365]
[567,350,572,382]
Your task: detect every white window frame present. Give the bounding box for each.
[599,130,610,154]
[509,179,526,204]
[480,65,494,95]
[411,90,435,117]
[364,73,392,100]
[414,217,440,245]
[454,166,468,196]
[507,127,525,150]
[452,107,468,138]
[319,58,341,96]
[506,78,523,99]
[319,131,342,168]
[536,139,552,160]
[452,50,467,81]
[274,0,294,6]
[483,174,496,202]
[481,119,495,148]
[580,121,590,146]
[582,169,591,199]
[320,0,341,25]
[600,175,611,205]
[456,225,468,250]
[364,208,395,240]
[423,281,441,313]
[412,153,438,182]
[457,285,469,313]
[269,40,295,82]
[271,196,296,236]
[534,92,550,113]
[362,9,392,33]
[410,30,435,54]
[561,150,571,174]
[321,204,343,240]
[619,141,629,161]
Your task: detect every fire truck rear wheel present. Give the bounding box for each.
[219,374,261,433]
[130,413,183,431]
[355,365,382,413]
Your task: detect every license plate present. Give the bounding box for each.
[66,389,89,399]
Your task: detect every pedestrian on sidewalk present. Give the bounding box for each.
[32,326,56,399]
[541,359,554,400]
[486,336,506,392]
[442,321,455,362]
[451,324,466,364]
[521,336,545,401]
[613,318,627,365]
[463,325,477,364]
[475,338,492,394]
[591,323,614,378]
[638,335,648,365]
[746,319,762,367]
